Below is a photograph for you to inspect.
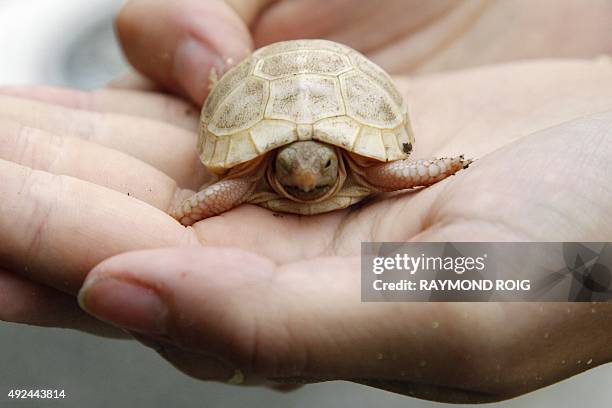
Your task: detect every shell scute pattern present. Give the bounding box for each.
[353,126,385,159]
[202,58,254,122]
[254,50,352,79]
[226,131,259,166]
[209,77,268,135]
[200,39,410,170]
[250,120,298,154]
[313,116,360,150]
[348,51,404,109]
[265,75,344,123]
[340,71,401,128]
[251,39,353,58]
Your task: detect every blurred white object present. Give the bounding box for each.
[0,0,127,88]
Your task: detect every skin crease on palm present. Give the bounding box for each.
[0,0,611,403]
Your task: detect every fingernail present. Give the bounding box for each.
[173,37,226,104]
[78,278,167,334]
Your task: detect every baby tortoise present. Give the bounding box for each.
[172,40,470,225]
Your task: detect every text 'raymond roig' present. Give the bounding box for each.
[371,254,531,292]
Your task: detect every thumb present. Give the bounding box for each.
[77,247,537,401]
[116,0,268,104]
[77,247,399,383]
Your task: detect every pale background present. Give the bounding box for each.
[0,0,610,407]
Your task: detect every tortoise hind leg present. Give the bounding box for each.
[362,156,472,192]
[172,178,256,226]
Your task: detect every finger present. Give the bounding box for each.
[79,247,337,385]
[0,118,177,210]
[117,0,258,104]
[77,248,435,385]
[0,269,127,338]
[0,159,191,294]
[107,70,162,92]
[0,95,208,188]
[0,85,199,131]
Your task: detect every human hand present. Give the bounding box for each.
[0,86,202,336]
[2,57,611,400]
[115,0,612,104]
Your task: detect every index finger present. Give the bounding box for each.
[0,159,193,294]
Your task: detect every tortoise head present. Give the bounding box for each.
[274,141,339,201]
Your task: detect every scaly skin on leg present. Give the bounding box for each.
[363,156,472,192]
[172,178,256,226]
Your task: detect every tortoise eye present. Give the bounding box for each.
[325,159,332,168]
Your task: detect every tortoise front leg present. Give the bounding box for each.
[172,178,256,226]
[362,156,472,192]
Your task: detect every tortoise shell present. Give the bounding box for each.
[199,39,415,173]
